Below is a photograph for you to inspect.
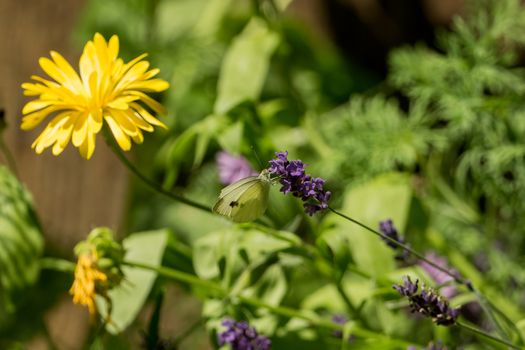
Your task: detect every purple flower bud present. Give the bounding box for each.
[393,276,460,326]
[216,151,258,185]
[267,151,331,215]
[378,219,409,261]
[218,318,271,350]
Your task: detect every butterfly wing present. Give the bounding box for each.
[230,179,270,222]
[213,176,259,218]
[213,176,270,223]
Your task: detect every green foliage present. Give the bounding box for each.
[317,96,443,182]
[13,0,525,348]
[214,17,280,114]
[98,229,168,334]
[0,166,43,319]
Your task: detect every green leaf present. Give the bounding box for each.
[324,173,413,277]
[193,227,296,305]
[99,229,168,334]
[0,166,43,316]
[214,17,280,114]
[216,121,244,154]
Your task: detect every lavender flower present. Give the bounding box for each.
[216,151,258,185]
[378,219,409,260]
[331,314,355,342]
[268,151,331,215]
[394,276,460,326]
[331,314,347,338]
[218,319,271,350]
[420,253,457,299]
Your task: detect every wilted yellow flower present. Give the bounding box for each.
[69,251,107,315]
[21,33,169,159]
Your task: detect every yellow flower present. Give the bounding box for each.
[21,33,169,159]
[69,251,108,315]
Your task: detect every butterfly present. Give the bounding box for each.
[213,169,271,223]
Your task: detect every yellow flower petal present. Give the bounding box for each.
[127,79,169,92]
[21,33,169,158]
[39,57,67,85]
[111,109,139,137]
[79,131,96,159]
[72,113,89,147]
[128,92,167,116]
[131,129,144,144]
[50,51,84,93]
[130,102,167,128]
[108,35,119,62]
[21,105,60,130]
[52,122,74,156]
[105,114,131,151]
[106,95,139,110]
[126,110,154,132]
[22,100,55,115]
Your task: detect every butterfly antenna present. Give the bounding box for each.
[251,146,265,170]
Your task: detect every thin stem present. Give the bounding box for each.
[123,260,223,293]
[127,260,413,347]
[0,136,18,176]
[40,257,76,273]
[456,321,522,350]
[103,128,211,213]
[173,317,205,347]
[328,207,513,342]
[328,207,469,285]
[335,280,364,325]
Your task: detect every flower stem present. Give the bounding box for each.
[40,257,76,273]
[103,128,211,213]
[328,206,514,343]
[328,207,468,285]
[123,260,223,293]
[456,321,522,349]
[0,135,18,177]
[126,260,414,347]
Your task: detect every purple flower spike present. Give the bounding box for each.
[216,151,258,185]
[378,219,409,261]
[218,318,271,350]
[393,276,460,326]
[267,151,331,215]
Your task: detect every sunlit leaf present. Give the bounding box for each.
[0,166,43,317]
[99,229,168,334]
[214,17,280,114]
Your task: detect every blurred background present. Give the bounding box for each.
[3,0,505,349]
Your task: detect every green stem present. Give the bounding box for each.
[335,280,365,325]
[328,207,469,285]
[123,260,223,293]
[103,128,211,213]
[126,260,413,347]
[40,257,76,273]
[173,317,205,347]
[0,135,18,176]
[328,207,514,343]
[456,321,522,350]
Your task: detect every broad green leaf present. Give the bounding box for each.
[216,121,244,154]
[193,227,297,303]
[274,0,293,11]
[214,17,280,114]
[99,230,168,334]
[0,166,43,316]
[156,0,209,42]
[323,173,413,277]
